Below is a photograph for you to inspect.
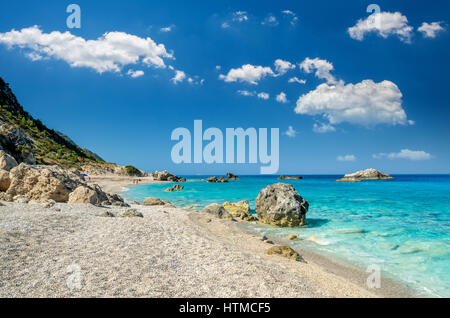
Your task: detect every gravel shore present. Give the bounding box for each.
[0,199,407,298]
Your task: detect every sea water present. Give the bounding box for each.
[121,175,450,297]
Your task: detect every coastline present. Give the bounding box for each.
[86,175,165,193]
[0,176,420,297]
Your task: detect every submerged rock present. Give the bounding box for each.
[202,203,233,220]
[287,234,298,240]
[336,168,393,182]
[255,183,309,227]
[278,175,303,180]
[266,245,302,261]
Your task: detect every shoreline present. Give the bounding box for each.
[105,177,418,298]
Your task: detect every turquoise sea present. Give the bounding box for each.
[121,175,450,297]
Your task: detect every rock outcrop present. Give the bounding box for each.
[206,176,229,183]
[336,168,393,182]
[255,183,309,227]
[222,200,257,221]
[79,163,145,177]
[278,175,303,180]
[149,170,186,182]
[0,163,126,205]
[202,203,233,220]
[0,150,18,171]
[226,173,239,180]
[165,184,184,192]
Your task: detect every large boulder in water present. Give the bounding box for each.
[336,168,393,182]
[255,183,309,227]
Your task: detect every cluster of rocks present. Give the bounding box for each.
[278,175,303,180]
[336,168,393,182]
[206,176,229,183]
[149,170,186,182]
[164,184,184,192]
[0,123,36,165]
[199,183,309,227]
[74,163,145,177]
[0,157,127,206]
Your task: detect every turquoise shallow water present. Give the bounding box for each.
[121,175,450,297]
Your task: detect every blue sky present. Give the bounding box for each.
[0,0,449,174]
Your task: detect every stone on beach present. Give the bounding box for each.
[143,197,174,207]
[222,200,257,221]
[266,245,302,261]
[201,203,233,220]
[68,186,100,205]
[255,183,309,227]
[119,208,143,218]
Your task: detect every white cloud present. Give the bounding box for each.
[373,149,432,161]
[274,59,295,75]
[237,90,255,96]
[281,10,299,26]
[284,126,297,138]
[171,70,186,84]
[257,92,270,100]
[26,52,44,61]
[160,25,175,32]
[288,77,306,84]
[348,12,413,43]
[276,92,288,103]
[221,22,230,29]
[0,26,174,74]
[418,22,445,38]
[219,64,275,85]
[313,123,336,133]
[215,65,221,70]
[296,80,410,127]
[262,15,279,27]
[299,57,337,84]
[233,11,248,22]
[127,69,144,78]
[337,155,356,162]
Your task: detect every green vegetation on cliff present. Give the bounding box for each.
[0,76,104,166]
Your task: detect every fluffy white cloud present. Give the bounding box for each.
[348,12,413,43]
[418,22,445,38]
[300,57,337,84]
[0,26,174,74]
[373,149,432,161]
[276,92,288,103]
[257,92,270,100]
[262,15,279,27]
[313,123,336,133]
[296,80,410,127]
[127,69,144,78]
[284,126,297,138]
[274,59,295,75]
[171,70,186,84]
[160,25,175,32]
[337,155,356,162]
[221,22,230,29]
[219,64,275,85]
[288,77,306,84]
